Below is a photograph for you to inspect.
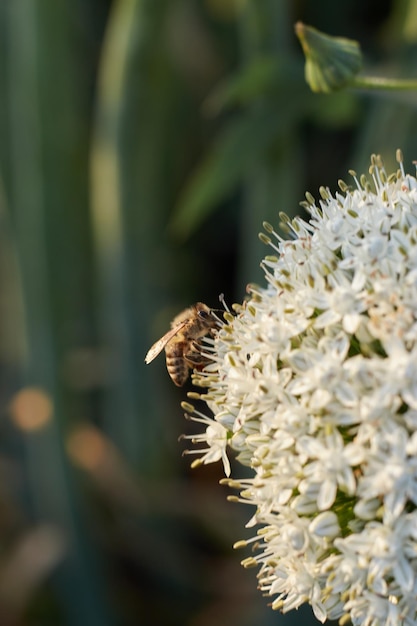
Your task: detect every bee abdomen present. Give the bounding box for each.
[165,341,189,387]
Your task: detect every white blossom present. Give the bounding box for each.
[184,152,417,625]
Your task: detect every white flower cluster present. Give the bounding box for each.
[183,153,417,626]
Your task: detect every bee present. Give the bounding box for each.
[145,303,218,386]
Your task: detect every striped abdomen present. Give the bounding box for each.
[165,338,190,387]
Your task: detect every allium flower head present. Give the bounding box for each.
[183,151,417,625]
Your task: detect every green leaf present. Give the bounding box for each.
[203,56,283,115]
[169,105,296,240]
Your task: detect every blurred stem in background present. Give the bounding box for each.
[91,0,149,468]
[236,0,304,287]
[351,0,417,173]
[91,0,211,474]
[5,0,114,624]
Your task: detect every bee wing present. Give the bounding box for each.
[145,322,187,364]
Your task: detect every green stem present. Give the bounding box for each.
[353,75,417,91]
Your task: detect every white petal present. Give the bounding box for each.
[309,511,340,538]
[317,479,337,510]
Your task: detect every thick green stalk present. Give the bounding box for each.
[7,1,113,624]
[353,75,417,90]
[91,0,183,468]
[237,0,302,290]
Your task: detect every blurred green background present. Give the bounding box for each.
[0,0,416,625]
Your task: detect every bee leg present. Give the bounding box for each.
[184,340,213,370]
[184,352,211,367]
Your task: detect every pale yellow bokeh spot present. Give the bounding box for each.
[66,425,107,472]
[9,387,53,431]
